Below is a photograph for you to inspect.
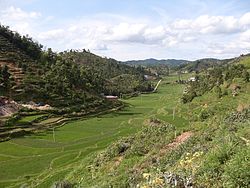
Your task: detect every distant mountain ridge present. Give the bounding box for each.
[123,57,236,72]
[124,58,190,66]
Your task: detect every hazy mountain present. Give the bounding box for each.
[123,57,235,72]
[123,58,190,66]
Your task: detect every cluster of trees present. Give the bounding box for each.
[105,74,153,96]
[182,64,249,103]
[0,65,11,91]
[0,25,43,59]
[144,64,169,76]
[224,64,249,82]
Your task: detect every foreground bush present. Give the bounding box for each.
[223,147,250,188]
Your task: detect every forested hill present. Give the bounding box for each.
[59,50,153,95]
[178,58,233,72]
[0,24,152,107]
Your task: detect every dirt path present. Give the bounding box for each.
[161,131,193,152]
[133,131,193,172]
[153,79,162,92]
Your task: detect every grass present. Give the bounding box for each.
[38,117,61,124]
[238,55,250,69]
[64,72,250,187]
[17,114,46,123]
[0,76,187,187]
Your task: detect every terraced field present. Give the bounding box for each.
[0,76,187,187]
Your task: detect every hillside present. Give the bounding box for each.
[179,58,233,72]
[0,25,152,106]
[231,53,250,68]
[60,56,249,187]
[59,50,153,95]
[0,25,153,141]
[0,26,43,98]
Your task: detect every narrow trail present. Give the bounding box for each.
[153,79,162,92]
[160,131,193,155]
[133,131,193,172]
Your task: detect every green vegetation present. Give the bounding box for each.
[124,58,189,67]
[177,58,233,73]
[17,114,46,123]
[0,25,249,188]
[63,60,249,187]
[182,62,249,103]
[0,77,185,187]
[0,25,154,141]
[0,65,12,91]
[237,54,250,69]
[0,24,152,106]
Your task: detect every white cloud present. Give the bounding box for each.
[106,23,146,42]
[239,12,250,27]
[38,29,65,40]
[143,26,166,44]
[172,14,247,34]
[0,6,41,35]
[1,6,250,60]
[1,6,41,21]
[240,29,250,42]
[206,29,250,57]
[88,42,108,51]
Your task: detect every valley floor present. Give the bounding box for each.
[0,75,185,187]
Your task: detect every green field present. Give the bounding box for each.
[0,77,186,187]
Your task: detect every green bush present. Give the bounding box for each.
[199,109,213,121]
[4,113,21,126]
[182,91,196,103]
[223,147,250,187]
[196,143,236,186]
[213,86,222,98]
[221,87,228,96]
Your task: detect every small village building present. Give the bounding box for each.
[144,75,157,81]
[188,77,196,82]
[104,95,118,100]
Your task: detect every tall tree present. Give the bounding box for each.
[1,65,11,88]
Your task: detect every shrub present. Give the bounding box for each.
[199,109,213,121]
[196,143,236,186]
[93,138,133,167]
[221,87,228,96]
[181,91,196,103]
[4,113,21,126]
[242,70,249,82]
[223,147,250,187]
[213,86,222,98]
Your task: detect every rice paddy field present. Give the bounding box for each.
[0,75,187,187]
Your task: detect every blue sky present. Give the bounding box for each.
[1,0,250,60]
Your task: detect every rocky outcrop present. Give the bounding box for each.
[0,96,19,117]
